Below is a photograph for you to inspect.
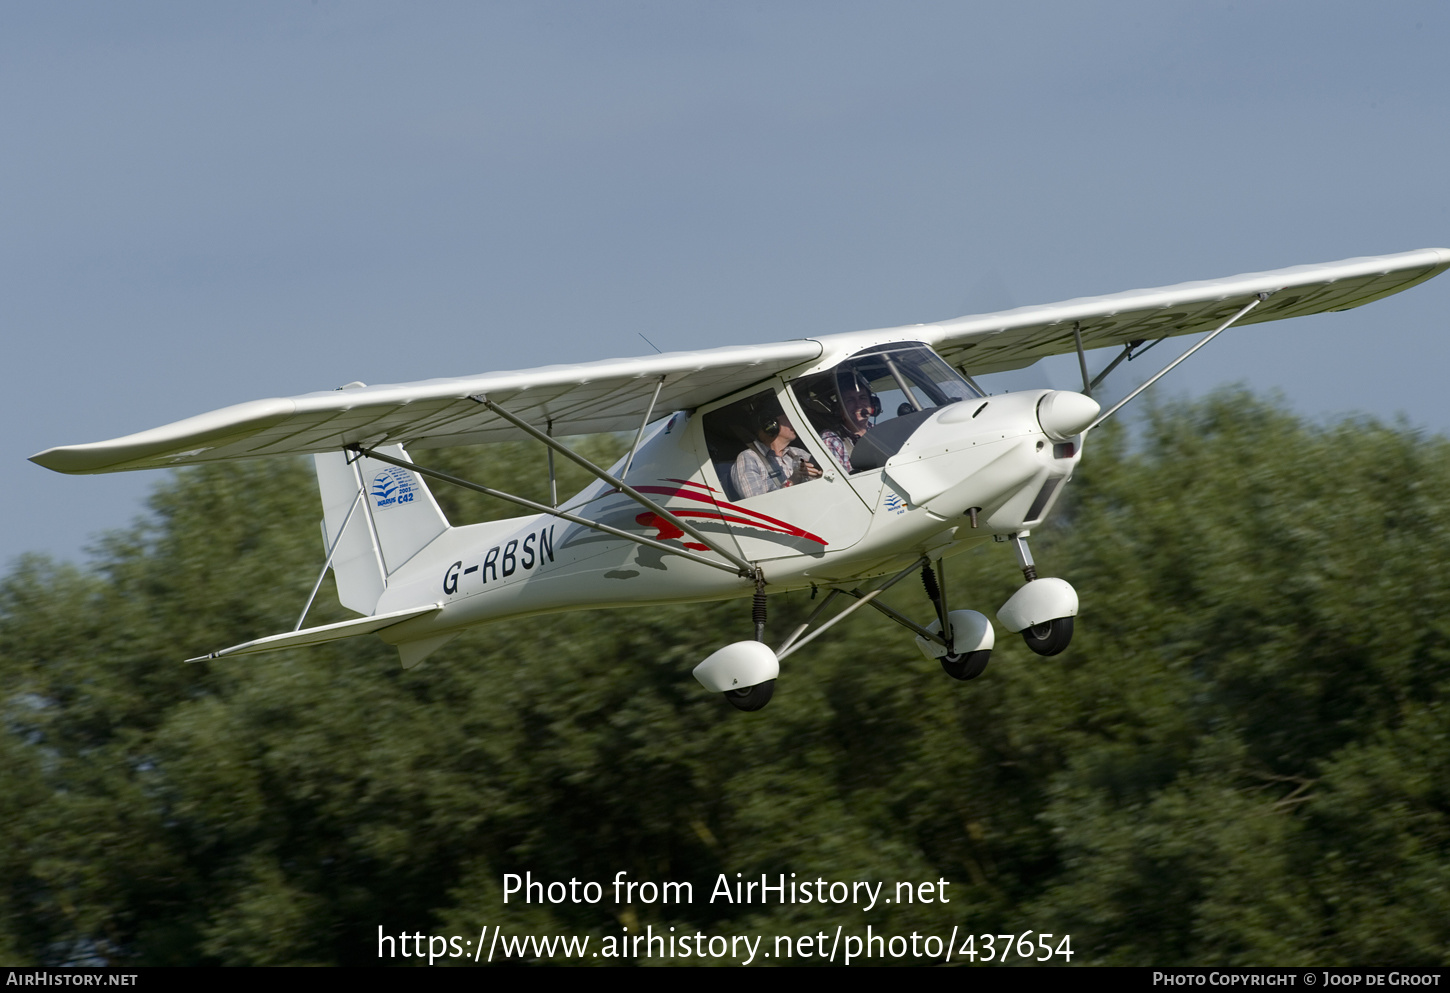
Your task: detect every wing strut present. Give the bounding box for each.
[1087,340,1141,394]
[1071,323,1092,397]
[546,418,558,508]
[621,376,666,480]
[470,394,759,577]
[349,444,753,578]
[1087,293,1269,430]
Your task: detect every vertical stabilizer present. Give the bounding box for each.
[313,444,450,615]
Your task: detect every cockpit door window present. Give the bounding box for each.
[789,343,979,474]
[698,383,871,559]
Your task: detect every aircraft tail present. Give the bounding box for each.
[313,444,450,615]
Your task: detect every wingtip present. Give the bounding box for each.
[29,448,79,473]
[29,444,125,475]
[27,396,299,475]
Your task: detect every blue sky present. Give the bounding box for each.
[7,1,1449,567]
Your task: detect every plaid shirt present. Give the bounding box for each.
[820,430,853,473]
[732,442,814,497]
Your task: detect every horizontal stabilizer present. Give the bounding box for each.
[185,604,441,663]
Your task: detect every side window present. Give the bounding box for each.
[702,389,824,502]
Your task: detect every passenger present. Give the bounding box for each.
[732,412,821,497]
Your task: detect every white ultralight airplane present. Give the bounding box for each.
[31,248,1450,711]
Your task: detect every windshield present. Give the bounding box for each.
[790,343,979,473]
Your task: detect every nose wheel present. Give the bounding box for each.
[1022,616,1073,656]
[998,533,1078,656]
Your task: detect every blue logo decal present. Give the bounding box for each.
[884,492,906,515]
[371,466,417,510]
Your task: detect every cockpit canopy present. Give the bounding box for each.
[790,343,980,472]
[700,343,980,502]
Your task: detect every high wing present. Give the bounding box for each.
[910,247,1450,375]
[31,248,1450,475]
[31,340,822,474]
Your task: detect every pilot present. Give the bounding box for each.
[732,411,821,498]
[815,371,878,474]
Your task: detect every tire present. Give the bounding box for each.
[1022,616,1073,656]
[940,649,991,681]
[724,679,775,712]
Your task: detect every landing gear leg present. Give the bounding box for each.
[920,559,993,680]
[691,572,781,712]
[726,579,777,711]
[1005,532,1038,583]
[998,532,1077,657]
[921,563,950,639]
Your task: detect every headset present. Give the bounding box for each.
[839,370,883,420]
[798,368,880,425]
[750,407,782,439]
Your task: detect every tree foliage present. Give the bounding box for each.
[2,392,1448,966]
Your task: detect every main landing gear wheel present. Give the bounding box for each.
[940,649,991,681]
[724,679,775,712]
[1022,617,1073,656]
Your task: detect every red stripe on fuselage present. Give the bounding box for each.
[633,484,828,546]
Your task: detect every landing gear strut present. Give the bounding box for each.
[917,560,994,679]
[693,577,782,713]
[726,582,776,711]
[997,532,1078,656]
